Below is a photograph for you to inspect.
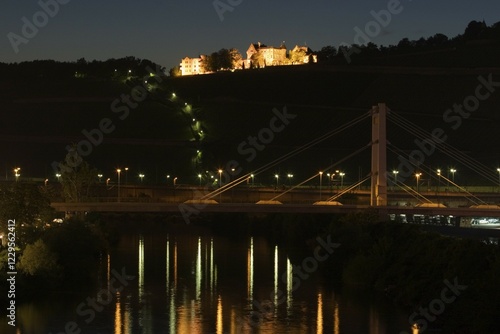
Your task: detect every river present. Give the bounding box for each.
[2,226,413,334]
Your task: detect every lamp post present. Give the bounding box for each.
[139,174,145,183]
[339,172,345,189]
[251,174,254,187]
[415,173,422,193]
[125,167,129,185]
[13,167,20,182]
[319,171,323,201]
[56,173,61,182]
[287,173,293,186]
[450,168,456,183]
[392,170,399,190]
[497,168,500,193]
[98,174,103,183]
[198,174,202,187]
[275,174,279,190]
[437,169,441,192]
[116,169,121,202]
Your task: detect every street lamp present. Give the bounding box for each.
[13,167,20,182]
[497,168,500,192]
[125,167,129,185]
[450,168,456,183]
[319,171,323,201]
[415,173,422,193]
[250,174,255,187]
[98,174,103,183]
[392,170,399,190]
[139,173,145,183]
[218,169,223,188]
[339,172,345,189]
[437,169,441,191]
[56,173,61,182]
[275,174,279,189]
[198,174,202,186]
[116,169,121,202]
[287,173,293,186]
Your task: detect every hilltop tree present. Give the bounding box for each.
[169,65,181,77]
[316,45,337,62]
[57,147,98,203]
[230,48,243,69]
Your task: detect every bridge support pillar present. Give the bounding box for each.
[371,103,388,206]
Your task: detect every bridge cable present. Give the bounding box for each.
[387,144,483,206]
[200,112,372,200]
[268,143,372,202]
[325,174,371,203]
[388,112,498,185]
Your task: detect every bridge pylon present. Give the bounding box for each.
[371,103,388,206]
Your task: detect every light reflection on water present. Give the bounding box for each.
[2,232,411,334]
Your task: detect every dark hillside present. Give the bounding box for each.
[1,56,500,186]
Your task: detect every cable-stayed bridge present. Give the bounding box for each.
[52,103,500,225]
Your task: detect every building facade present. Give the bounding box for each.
[180,55,208,76]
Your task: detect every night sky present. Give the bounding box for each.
[1,0,499,69]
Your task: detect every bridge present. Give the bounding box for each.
[51,103,500,225]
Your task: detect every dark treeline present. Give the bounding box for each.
[316,20,500,65]
[0,56,165,81]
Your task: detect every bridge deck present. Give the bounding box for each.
[51,202,500,217]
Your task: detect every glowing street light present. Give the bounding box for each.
[392,170,399,190]
[287,173,293,186]
[415,173,422,193]
[450,168,456,182]
[56,173,61,182]
[218,169,223,188]
[139,173,145,183]
[275,174,279,189]
[339,172,345,188]
[497,168,500,192]
[98,174,103,183]
[13,167,20,182]
[251,174,255,187]
[198,174,202,186]
[319,171,323,201]
[116,169,121,202]
[437,169,442,191]
[125,167,129,185]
